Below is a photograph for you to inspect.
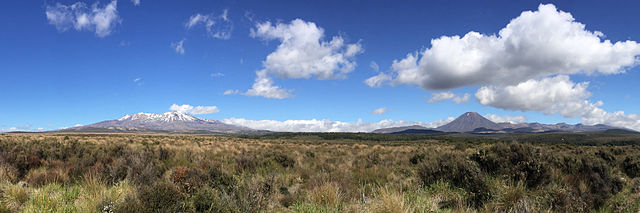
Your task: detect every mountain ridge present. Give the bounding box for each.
[372,112,630,134]
[59,111,257,134]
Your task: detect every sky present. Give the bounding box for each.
[2,0,640,132]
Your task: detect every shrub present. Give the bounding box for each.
[557,157,624,210]
[270,153,295,168]
[24,168,69,187]
[409,153,425,165]
[204,164,235,192]
[418,152,490,207]
[138,181,185,212]
[191,186,235,213]
[622,156,640,178]
[595,149,616,165]
[471,143,551,188]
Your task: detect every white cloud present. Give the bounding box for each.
[133,77,141,82]
[245,19,363,98]
[169,104,219,115]
[370,61,380,72]
[131,0,140,6]
[374,4,640,90]
[428,92,455,103]
[223,89,239,95]
[244,70,294,99]
[581,107,640,131]
[171,39,185,55]
[371,107,388,115]
[364,73,391,88]
[45,0,120,37]
[369,3,640,131]
[222,117,454,132]
[475,75,640,130]
[4,125,32,132]
[452,93,470,104]
[475,75,590,116]
[185,9,233,40]
[485,114,527,124]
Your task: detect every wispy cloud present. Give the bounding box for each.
[171,39,185,55]
[185,9,233,39]
[223,89,239,95]
[371,107,388,115]
[45,0,120,37]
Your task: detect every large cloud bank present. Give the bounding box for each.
[367,4,640,130]
[222,117,453,132]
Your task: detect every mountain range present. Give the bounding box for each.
[58,111,630,134]
[372,112,628,134]
[60,111,255,134]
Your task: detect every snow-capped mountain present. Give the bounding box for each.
[61,111,256,133]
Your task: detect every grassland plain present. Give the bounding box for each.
[1,132,640,212]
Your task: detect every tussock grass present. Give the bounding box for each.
[0,133,640,212]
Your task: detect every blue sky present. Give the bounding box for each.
[2,0,640,132]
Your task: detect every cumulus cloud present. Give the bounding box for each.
[244,70,294,99]
[131,0,140,6]
[45,0,120,37]
[244,19,363,98]
[171,39,185,55]
[222,117,454,132]
[369,3,640,131]
[485,114,527,124]
[169,104,219,115]
[185,9,232,39]
[475,75,591,116]
[377,4,640,90]
[371,107,388,115]
[475,75,640,130]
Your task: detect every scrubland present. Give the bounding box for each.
[1,132,640,212]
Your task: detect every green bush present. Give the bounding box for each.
[471,143,551,188]
[138,181,185,212]
[623,156,640,178]
[191,186,235,213]
[417,152,490,207]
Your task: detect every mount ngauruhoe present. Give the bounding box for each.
[373,112,629,134]
[60,111,255,134]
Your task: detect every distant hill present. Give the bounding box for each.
[371,125,429,134]
[58,111,259,134]
[390,129,444,134]
[371,112,632,134]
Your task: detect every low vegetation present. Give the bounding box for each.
[1,132,640,212]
